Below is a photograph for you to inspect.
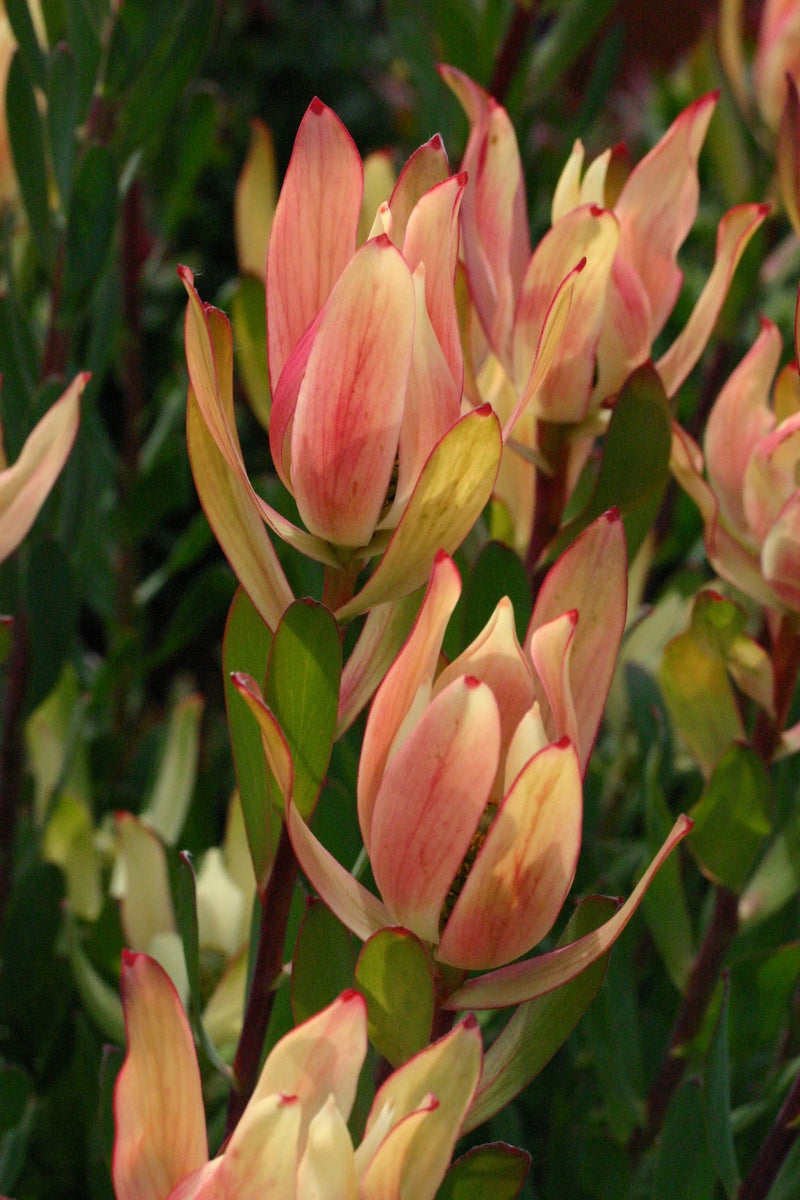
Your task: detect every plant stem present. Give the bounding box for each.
[322,560,360,613]
[226,823,298,1135]
[738,1065,800,1200]
[489,2,538,103]
[629,884,740,1158]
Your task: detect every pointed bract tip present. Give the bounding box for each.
[309,96,326,115]
[177,263,194,287]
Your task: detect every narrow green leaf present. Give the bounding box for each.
[461,540,531,649]
[22,537,76,713]
[355,928,435,1067]
[232,274,270,430]
[704,976,740,1198]
[165,847,232,1080]
[435,1143,530,1200]
[65,0,103,115]
[550,363,672,562]
[527,0,621,105]
[223,587,280,892]
[6,50,53,266]
[689,743,772,892]
[0,1065,34,1194]
[291,899,356,1025]
[264,599,341,821]
[463,896,617,1132]
[62,145,117,315]
[47,43,79,209]
[5,0,46,90]
[653,1080,716,1200]
[642,746,695,991]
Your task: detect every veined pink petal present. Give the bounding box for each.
[760,484,800,610]
[287,797,392,943]
[181,266,337,567]
[656,203,769,398]
[290,235,415,547]
[743,411,800,541]
[387,134,451,249]
[438,739,582,969]
[369,676,501,945]
[706,515,785,611]
[445,814,692,1010]
[442,66,531,368]
[357,551,461,843]
[512,206,619,423]
[113,953,207,1200]
[402,173,465,389]
[435,597,537,768]
[592,252,652,404]
[705,320,780,536]
[0,372,85,564]
[250,990,367,1156]
[266,97,363,388]
[614,93,717,340]
[208,1095,301,1200]
[670,422,717,525]
[528,611,579,751]
[336,590,423,738]
[335,405,502,620]
[387,267,461,522]
[528,511,627,773]
[359,1017,481,1200]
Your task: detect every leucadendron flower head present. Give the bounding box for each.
[113,952,482,1200]
[181,97,502,628]
[290,512,691,1009]
[672,306,800,614]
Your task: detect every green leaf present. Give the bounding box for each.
[223,587,280,892]
[5,0,46,90]
[232,274,271,430]
[527,0,621,105]
[461,540,531,649]
[6,50,53,266]
[660,629,743,779]
[642,747,695,991]
[739,811,800,927]
[689,743,772,892]
[0,1065,34,1194]
[704,977,740,1198]
[550,363,672,563]
[264,599,341,821]
[463,895,617,1133]
[291,899,356,1025]
[653,1079,716,1200]
[65,0,103,116]
[355,928,435,1067]
[435,1143,530,1200]
[22,537,76,713]
[62,145,118,315]
[47,42,80,209]
[165,847,232,1079]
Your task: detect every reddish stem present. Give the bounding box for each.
[738,1065,800,1200]
[489,2,538,103]
[226,824,298,1134]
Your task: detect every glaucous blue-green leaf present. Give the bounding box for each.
[704,977,739,1198]
[223,587,279,892]
[355,928,435,1067]
[463,896,616,1132]
[435,1143,530,1200]
[264,599,341,821]
[689,743,771,892]
[291,899,356,1025]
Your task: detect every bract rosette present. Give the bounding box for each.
[288,512,692,1007]
[112,952,481,1200]
[181,97,503,628]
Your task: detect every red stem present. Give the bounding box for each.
[226,823,298,1134]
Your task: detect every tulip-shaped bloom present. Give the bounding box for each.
[672,315,800,614]
[290,513,629,975]
[113,952,482,1200]
[441,67,767,551]
[0,373,85,564]
[182,98,502,627]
